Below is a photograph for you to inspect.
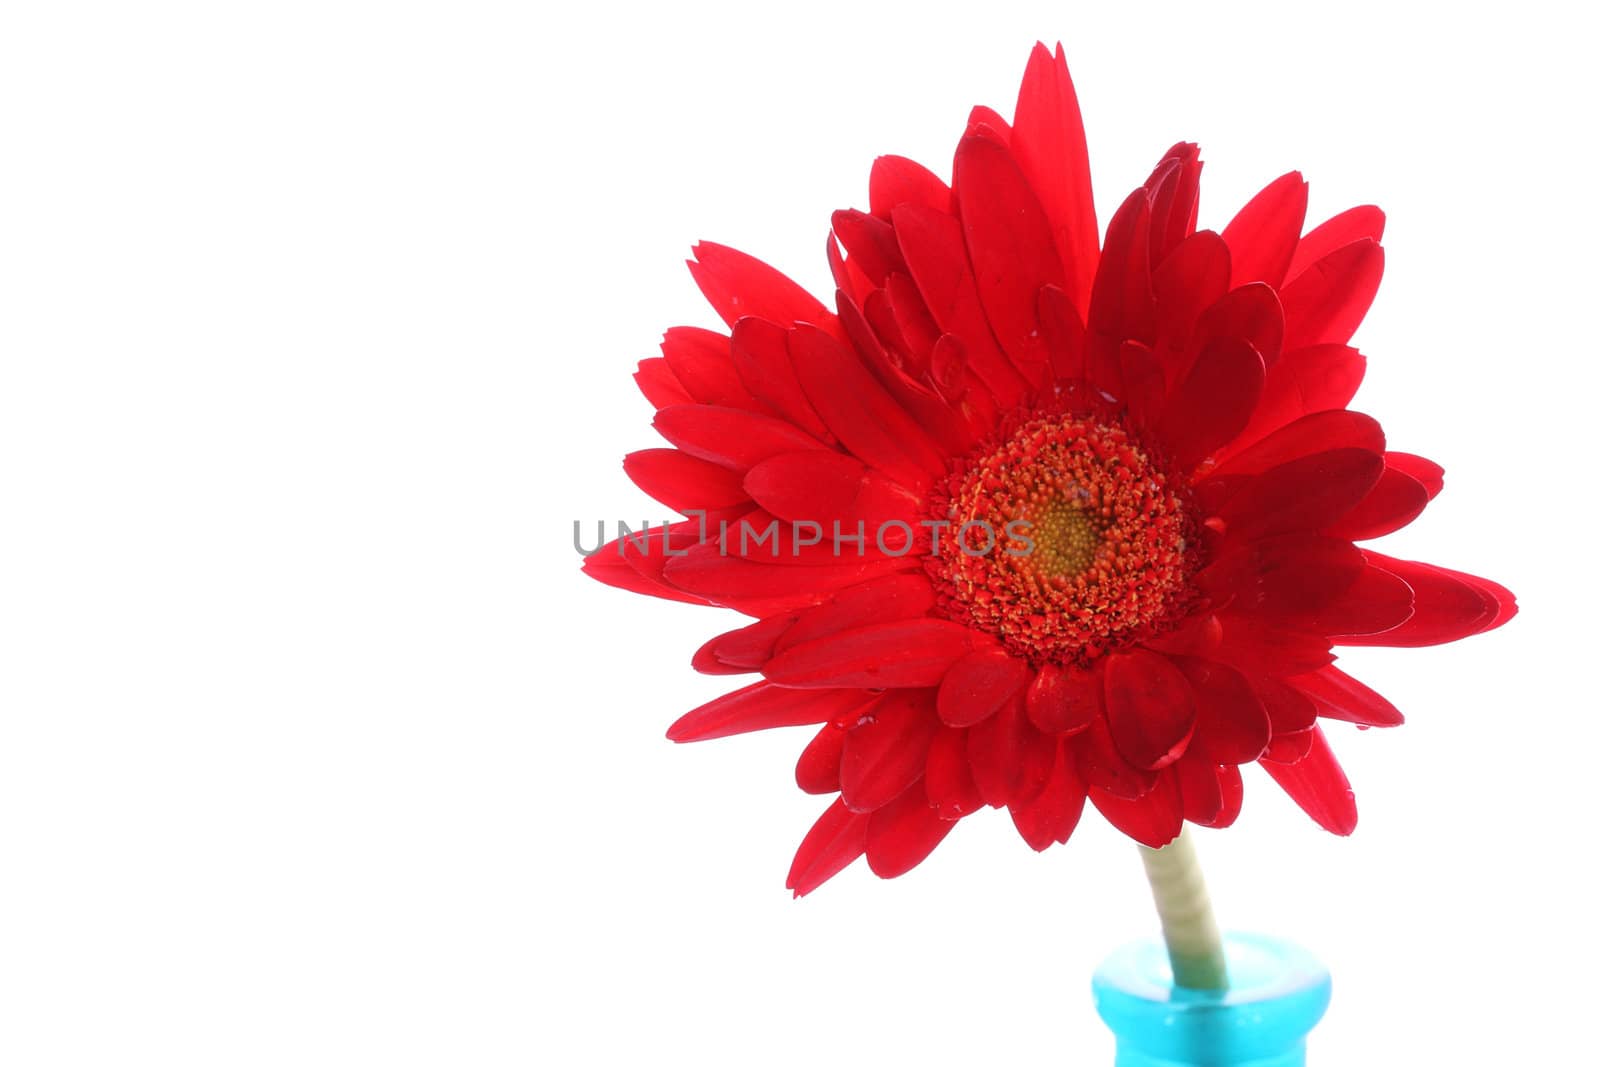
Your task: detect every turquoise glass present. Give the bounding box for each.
[1092,933,1331,1067]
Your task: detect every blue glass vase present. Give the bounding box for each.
[1092,932,1331,1067]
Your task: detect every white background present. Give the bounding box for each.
[2,1,1594,1063]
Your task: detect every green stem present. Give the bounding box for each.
[1138,826,1228,991]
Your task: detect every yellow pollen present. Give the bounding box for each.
[1030,493,1103,579]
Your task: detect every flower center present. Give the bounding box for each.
[927,412,1197,666]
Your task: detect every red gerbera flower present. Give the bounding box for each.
[584,42,1516,895]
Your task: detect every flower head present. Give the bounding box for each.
[585,43,1516,895]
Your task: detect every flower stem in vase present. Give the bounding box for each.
[1138,826,1228,991]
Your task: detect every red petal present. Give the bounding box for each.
[654,404,825,471]
[1384,452,1444,500]
[1178,759,1244,828]
[1288,205,1385,281]
[937,648,1034,727]
[838,291,980,458]
[839,255,875,306]
[1143,144,1203,265]
[623,448,748,512]
[925,726,983,820]
[692,615,795,674]
[891,202,1030,405]
[1074,715,1160,799]
[1119,340,1167,428]
[1260,726,1357,834]
[1289,665,1405,728]
[795,722,847,794]
[1337,554,1513,646]
[1262,727,1315,763]
[667,681,875,743]
[1038,283,1087,382]
[1187,283,1285,372]
[581,518,718,606]
[1216,448,1384,540]
[882,273,944,367]
[728,316,834,442]
[1010,739,1088,850]
[841,689,940,813]
[662,542,915,612]
[1141,611,1224,660]
[827,232,856,302]
[743,450,921,530]
[774,574,938,654]
[1103,649,1199,770]
[689,241,833,331]
[1213,764,1244,827]
[1152,230,1231,355]
[580,547,712,607]
[634,357,693,409]
[1323,465,1431,540]
[869,154,951,218]
[927,331,967,397]
[967,692,1032,806]
[1158,337,1265,468]
[659,326,762,410]
[860,285,924,373]
[1011,42,1099,312]
[1290,562,1415,636]
[1226,344,1367,458]
[1090,770,1183,848]
[1176,657,1271,764]
[832,209,906,287]
[615,513,723,580]
[865,788,956,879]
[953,134,1064,383]
[1026,661,1102,735]
[1175,755,1224,825]
[1252,675,1319,736]
[1210,409,1386,479]
[1209,613,1335,677]
[1200,534,1364,617]
[1221,172,1308,289]
[1013,726,1064,809]
[1085,189,1154,397]
[788,324,946,494]
[965,105,1011,141]
[1440,566,1518,631]
[787,798,868,896]
[762,618,983,688]
[1280,239,1384,349]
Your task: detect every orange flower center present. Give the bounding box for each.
[928,412,1197,666]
